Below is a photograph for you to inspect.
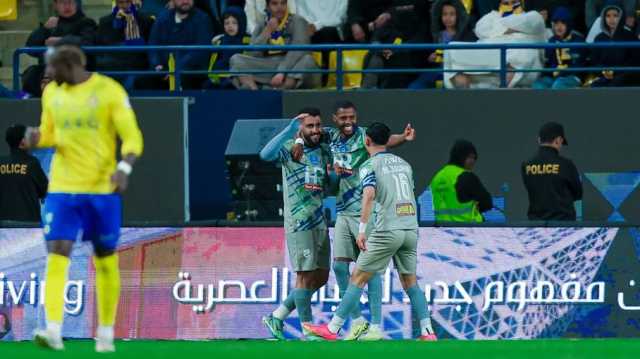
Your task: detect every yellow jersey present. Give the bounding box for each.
[38,73,144,194]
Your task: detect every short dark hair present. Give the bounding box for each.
[297,107,321,117]
[448,139,477,166]
[366,122,391,146]
[47,43,86,68]
[5,124,26,149]
[266,0,287,6]
[334,100,356,114]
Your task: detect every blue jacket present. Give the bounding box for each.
[544,32,587,78]
[213,6,249,71]
[149,8,213,70]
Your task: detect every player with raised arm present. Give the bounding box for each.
[302,122,436,341]
[260,108,333,340]
[291,101,416,340]
[24,44,143,352]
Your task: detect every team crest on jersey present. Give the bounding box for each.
[87,95,98,108]
[396,203,416,216]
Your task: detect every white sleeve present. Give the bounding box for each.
[586,17,602,43]
[500,11,545,36]
[245,0,259,35]
[474,12,507,39]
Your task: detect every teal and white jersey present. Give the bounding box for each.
[278,139,332,233]
[359,152,418,232]
[325,126,370,216]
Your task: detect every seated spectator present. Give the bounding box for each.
[245,0,297,34]
[26,0,96,49]
[589,3,638,87]
[586,0,631,41]
[296,0,347,44]
[586,0,637,30]
[0,124,48,222]
[149,0,214,90]
[533,7,587,89]
[443,0,546,88]
[23,0,96,97]
[207,6,251,88]
[208,1,248,33]
[95,0,155,90]
[410,0,476,89]
[346,0,394,43]
[230,0,320,89]
[361,0,430,89]
[529,1,554,39]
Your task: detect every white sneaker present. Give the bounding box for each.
[95,325,116,353]
[33,328,64,351]
[359,325,385,341]
[95,336,115,353]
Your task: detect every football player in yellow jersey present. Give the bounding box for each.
[24,44,143,353]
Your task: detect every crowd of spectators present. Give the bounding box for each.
[17,0,640,94]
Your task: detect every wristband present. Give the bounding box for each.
[117,161,133,175]
[294,138,304,146]
[358,222,367,234]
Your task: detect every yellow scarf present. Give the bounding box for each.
[499,1,524,17]
[268,10,290,54]
[116,8,141,41]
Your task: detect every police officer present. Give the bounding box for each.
[522,122,582,221]
[430,139,493,222]
[0,124,48,222]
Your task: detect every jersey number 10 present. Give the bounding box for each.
[392,173,412,201]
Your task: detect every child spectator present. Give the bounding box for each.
[533,7,587,89]
[590,3,638,87]
[207,6,251,88]
[409,0,476,89]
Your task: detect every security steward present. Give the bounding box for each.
[0,124,48,222]
[430,139,493,222]
[522,122,582,221]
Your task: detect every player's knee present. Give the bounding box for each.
[46,240,73,257]
[350,269,372,288]
[94,248,115,258]
[313,269,329,289]
[295,271,315,289]
[399,274,417,290]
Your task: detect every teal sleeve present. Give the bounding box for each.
[259,118,299,162]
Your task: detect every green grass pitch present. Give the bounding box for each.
[2,339,640,359]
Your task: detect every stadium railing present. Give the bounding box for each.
[12,42,640,92]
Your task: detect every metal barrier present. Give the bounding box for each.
[12,42,640,91]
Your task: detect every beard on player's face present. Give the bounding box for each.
[175,0,193,14]
[303,132,321,145]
